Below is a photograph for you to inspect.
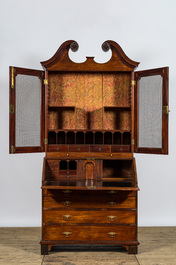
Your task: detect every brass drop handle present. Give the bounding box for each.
[107,215,116,222]
[108,190,117,195]
[107,232,117,238]
[63,201,72,207]
[108,201,116,207]
[63,215,72,221]
[62,232,72,238]
[62,190,72,195]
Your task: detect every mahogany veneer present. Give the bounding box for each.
[9,40,169,255]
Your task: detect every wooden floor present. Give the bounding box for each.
[0,227,175,265]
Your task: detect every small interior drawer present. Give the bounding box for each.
[90,146,111,152]
[111,145,131,153]
[68,145,89,152]
[47,145,68,152]
[47,160,59,166]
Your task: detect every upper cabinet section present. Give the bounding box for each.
[9,41,169,155]
[40,40,139,72]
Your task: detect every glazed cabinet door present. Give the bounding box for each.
[9,67,45,153]
[134,67,169,154]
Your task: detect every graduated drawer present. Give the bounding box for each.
[43,195,135,209]
[43,210,136,224]
[46,190,135,197]
[43,225,136,241]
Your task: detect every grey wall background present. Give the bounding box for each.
[0,0,176,226]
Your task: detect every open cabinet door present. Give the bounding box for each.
[134,67,169,154]
[9,67,45,154]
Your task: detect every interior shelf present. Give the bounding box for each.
[44,158,137,189]
[103,106,131,131]
[102,176,133,180]
[103,105,131,108]
[48,106,76,130]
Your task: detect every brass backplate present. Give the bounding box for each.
[63,215,72,221]
[63,190,72,195]
[62,232,72,237]
[87,186,97,190]
[107,232,117,238]
[108,190,117,195]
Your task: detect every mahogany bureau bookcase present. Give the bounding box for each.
[9,40,169,255]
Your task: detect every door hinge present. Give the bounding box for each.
[11,145,15,154]
[131,139,135,145]
[163,105,169,114]
[44,139,48,144]
[11,67,14,89]
[131,80,136,86]
[44,79,48,85]
[9,105,14,113]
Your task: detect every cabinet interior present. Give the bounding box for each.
[47,72,131,149]
[44,158,136,188]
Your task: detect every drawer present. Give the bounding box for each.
[43,196,90,209]
[111,145,131,153]
[45,171,58,179]
[59,170,77,176]
[43,193,136,209]
[68,145,89,152]
[46,190,135,197]
[43,225,136,242]
[45,164,59,173]
[43,210,136,224]
[47,160,59,167]
[90,146,111,152]
[47,145,68,152]
[46,166,59,172]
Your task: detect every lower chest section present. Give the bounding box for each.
[42,190,137,243]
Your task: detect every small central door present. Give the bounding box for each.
[85,162,94,180]
[82,160,96,181]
